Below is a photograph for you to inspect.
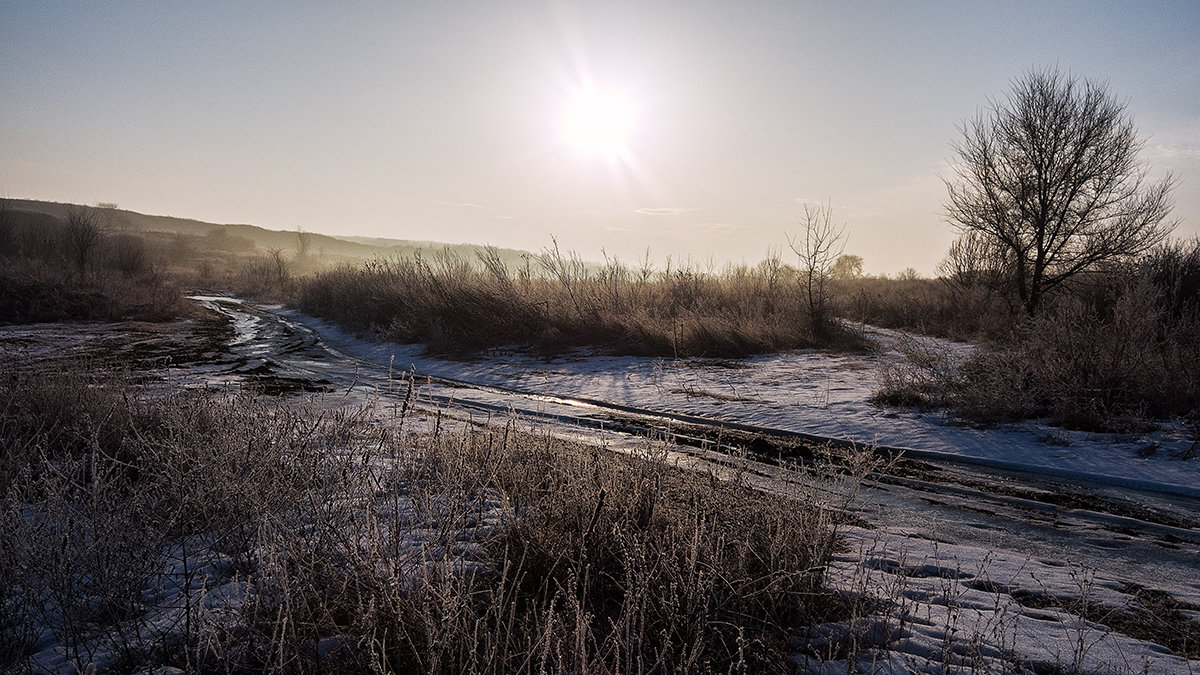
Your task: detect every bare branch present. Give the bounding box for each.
[787,202,846,333]
[65,208,105,277]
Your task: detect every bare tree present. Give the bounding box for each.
[787,202,845,333]
[831,254,864,280]
[945,68,1175,315]
[267,248,290,285]
[65,208,105,277]
[294,225,313,260]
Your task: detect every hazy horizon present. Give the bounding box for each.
[2,1,1197,275]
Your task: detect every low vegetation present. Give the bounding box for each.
[297,243,866,359]
[835,275,1000,340]
[5,196,1196,436]
[875,240,1200,433]
[0,354,855,673]
[0,207,187,322]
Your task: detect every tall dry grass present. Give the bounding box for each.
[1,353,853,673]
[298,246,865,358]
[834,275,1014,340]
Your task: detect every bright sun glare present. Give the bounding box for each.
[561,86,637,160]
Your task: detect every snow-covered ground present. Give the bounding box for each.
[806,523,1199,674]
[277,307,1199,499]
[260,305,1199,672]
[12,300,1196,673]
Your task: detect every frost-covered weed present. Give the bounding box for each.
[0,357,851,673]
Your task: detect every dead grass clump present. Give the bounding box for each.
[274,427,847,674]
[870,333,967,412]
[476,438,838,672]
[298,246,868,359]
[0,357,371,670]
[0,359,142,491]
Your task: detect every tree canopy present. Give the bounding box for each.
[944,68,1175,315]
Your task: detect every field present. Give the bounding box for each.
[1,201,1199,673]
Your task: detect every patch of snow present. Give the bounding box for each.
[809,525,1200,673]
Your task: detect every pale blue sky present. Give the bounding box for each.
[2,1,1197,274]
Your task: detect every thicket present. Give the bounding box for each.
[835,275,1007,340]
[298,244,865,359]
[877,67,1197,435]
[876,240,1200,433]
[0,206,186,322]
[0,355,851,673]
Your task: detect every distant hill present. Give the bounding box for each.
[4,199,535,266]
[333,235,534,266]
[335,235,456,249]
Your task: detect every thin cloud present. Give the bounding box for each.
[1153,142,1200,160]
[428,198,486,209]
[649,221,742,237]
[634,207,698,216]
[692,222,741,236]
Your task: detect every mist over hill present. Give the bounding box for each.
[4,199,534,265]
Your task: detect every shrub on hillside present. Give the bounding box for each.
[0,209,185,323]
[0,261,185,324]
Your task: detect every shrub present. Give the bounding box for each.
[836,275,1012,340]
[871,332,966,410]
[0,209,186,323]
[876,244,1200,432]
[0,259,185,323]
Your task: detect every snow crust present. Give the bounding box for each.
[805,524,1200,673]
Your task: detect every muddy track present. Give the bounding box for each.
[191,296,1200,579]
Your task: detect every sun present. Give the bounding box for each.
[561,85,637,160]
